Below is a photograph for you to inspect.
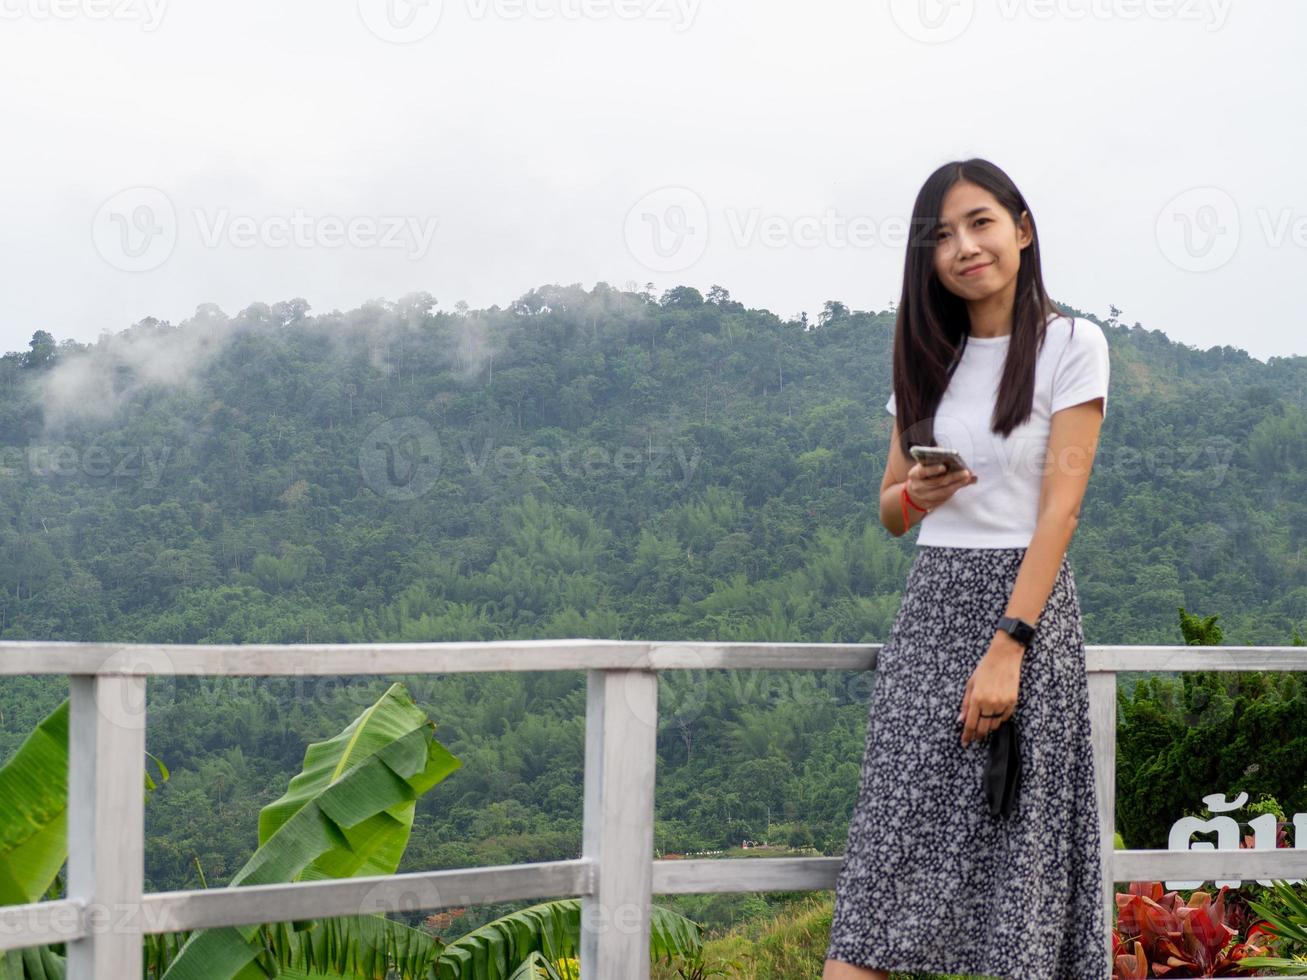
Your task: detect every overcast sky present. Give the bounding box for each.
[2,1,1302,363]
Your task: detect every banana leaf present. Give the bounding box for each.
[0,946,64,980]
[146,912,446,979]
[506,950,567,980]
[0,696,169,980]
[2,682,705,980]
[433,898,703,980]
[0,700,168,909]
[257,684,443,881]
[0,702,69,906]
[157,682,460,980]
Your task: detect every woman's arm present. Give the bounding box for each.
[959,395,1106,744]
[879,417,976,536]
[879,418,916,536]
[996,397,1106,654]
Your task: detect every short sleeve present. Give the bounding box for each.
[886,391,896,416]
[1051,320,1110,419]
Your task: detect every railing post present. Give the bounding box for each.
[581,668,658,980]
[1088,670,1117,975]
[67,675,147,980]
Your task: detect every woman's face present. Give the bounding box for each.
[931,180,1032,301]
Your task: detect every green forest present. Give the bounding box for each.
[1,282,1306,960]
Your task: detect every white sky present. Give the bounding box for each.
[1,0,1302,362]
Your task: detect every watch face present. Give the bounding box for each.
[1003,618,1034,644]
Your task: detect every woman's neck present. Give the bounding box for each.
[965,280,1016,338]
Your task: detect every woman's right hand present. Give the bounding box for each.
[905,462,978,512]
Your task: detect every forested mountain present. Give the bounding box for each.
[1,282,1305,932]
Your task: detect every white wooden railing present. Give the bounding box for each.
[1,640,1305,979]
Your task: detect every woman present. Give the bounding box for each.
[822,159,1112,980]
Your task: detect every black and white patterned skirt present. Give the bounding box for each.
[825,545,1109,980]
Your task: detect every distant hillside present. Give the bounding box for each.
[1,282,1304,900]
[2,283,1305,648]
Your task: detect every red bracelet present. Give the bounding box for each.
[900,484,929,530]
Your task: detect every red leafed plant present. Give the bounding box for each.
[1112,881,1276,977]
[1244,823,1291,851]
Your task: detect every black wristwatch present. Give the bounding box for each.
[996,615,1037,649]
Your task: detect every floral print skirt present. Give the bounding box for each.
[825,545,1109,979]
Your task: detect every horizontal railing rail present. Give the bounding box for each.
[0,639,1303,979]
[3,639,1307,675]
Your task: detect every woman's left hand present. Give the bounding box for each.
[958,634,1024,746]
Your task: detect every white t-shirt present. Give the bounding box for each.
[886,315,1110,548]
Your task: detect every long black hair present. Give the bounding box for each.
[890,158,1063,459]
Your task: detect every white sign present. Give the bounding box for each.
[1167,791,1307,889]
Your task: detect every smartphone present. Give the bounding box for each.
[909,444,971,475]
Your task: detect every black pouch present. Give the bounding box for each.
[984,717,1022,818]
